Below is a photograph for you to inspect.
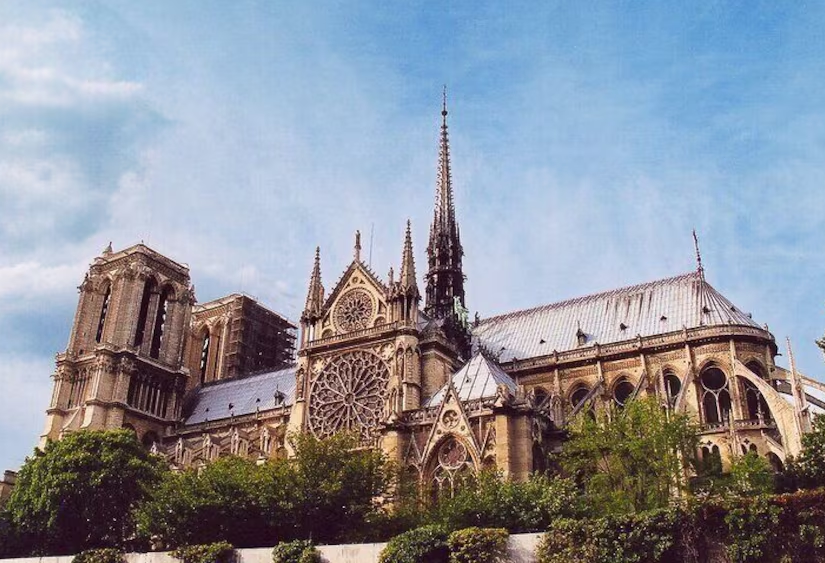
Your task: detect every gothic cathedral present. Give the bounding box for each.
[35,98,825,493]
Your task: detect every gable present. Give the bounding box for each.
[316,261,390,338]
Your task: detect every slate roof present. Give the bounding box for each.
[472,271,763,363]
[424,352,517,407]
[184,366,297,425]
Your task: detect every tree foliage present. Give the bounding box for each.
[794,414,825,489]
[137,432,389,548]
[5,429,165,555]
[561,397,699,515]
[432,471,587,533]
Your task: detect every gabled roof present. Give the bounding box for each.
[472,271,763,363]
[184,366,296,425]
[321,260,388,313]
[424,352,517,407]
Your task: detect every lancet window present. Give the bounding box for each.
[431,436,474,501]
[95,284,111,343]
[700,367,732,424]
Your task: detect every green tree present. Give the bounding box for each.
[729,452,775,497]
[286,432,389,543]
[135,456,280,548]
[434,471,587,532]
[561,397,699,515]
[5,429,165,555]
[795,414,825,489]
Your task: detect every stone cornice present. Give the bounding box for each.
[501,324,775,376]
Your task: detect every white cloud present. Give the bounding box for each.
[0,355,54,469]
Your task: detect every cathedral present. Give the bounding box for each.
[35,99,825,493]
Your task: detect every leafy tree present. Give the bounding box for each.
[135,456,278,548]
[136,433,389,547]
[285,432,389,543]
[561,397,699,515]
[729,452,775,497]
[5,429,165,555]
[795,414,825,489]
[434,471,587,532]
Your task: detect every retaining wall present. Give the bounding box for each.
[1,533,541,563]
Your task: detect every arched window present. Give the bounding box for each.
[570,386,590,410]
[134,278,157,347]
[700,367,732,424]
[430,436,473,501]
[95,284,111,343]
[663,371,682,407]
[533,387,551,411]
[742,379,772,422]
[150,287,170,359]
[613,379,635,408]
[199,330,211,385]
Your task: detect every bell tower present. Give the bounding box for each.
[42,243,194,448]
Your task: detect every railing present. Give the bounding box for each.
[700,418,777,433]
[304,321,417,349]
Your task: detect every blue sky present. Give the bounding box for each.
[1,1,824,471]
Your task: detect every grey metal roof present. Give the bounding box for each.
[472,271,763,363]
[184,366,296,425]
[424,352,517,407]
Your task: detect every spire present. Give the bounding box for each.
[432,86,457,241]
[302,247,324,322]
[426,88,466,321]
[399,220,419,295]
[693,229,705,282]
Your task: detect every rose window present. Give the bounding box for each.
[334,288,374,332]
[308,350,390,442]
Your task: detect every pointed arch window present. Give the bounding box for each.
[612,379,635,408]
[199,330,211,385]
[700,367,731,424]
[742,379,772,422]
[150,287,170,359]
[95,285,111,343]
[663,371,682,407]
[430,436,473,501]
[134,278,156,347]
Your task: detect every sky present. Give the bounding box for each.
[1,1,824,471]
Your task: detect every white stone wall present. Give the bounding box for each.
[0,533,542,563]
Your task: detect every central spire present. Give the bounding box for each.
[425,88,466,323]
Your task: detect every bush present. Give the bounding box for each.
[171,542,235,563]
[447,527,508,563]
[271,540,321,563]
[434,472,587,533]
[378,524,450,563]
[537,509,682,563]
[72,548,125,563]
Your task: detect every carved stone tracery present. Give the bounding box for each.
[307,350,389,442]
[334,288,374,332]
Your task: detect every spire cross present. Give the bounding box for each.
[692,229,705,281]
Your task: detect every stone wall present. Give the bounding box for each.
[0,533,542,563]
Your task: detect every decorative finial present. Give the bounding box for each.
[388,266,394,285]
[354,230,362,262]
[692,229,705,281]
[442,85,448,117]
[102,241,113,256]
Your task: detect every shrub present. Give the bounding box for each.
[271,540,321,563]
[72,548,125,563]
[447,527,508,563]
[171,542,235,563]
[435,472,587,533]
[378,524,450,563]
[536,509,682,563]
